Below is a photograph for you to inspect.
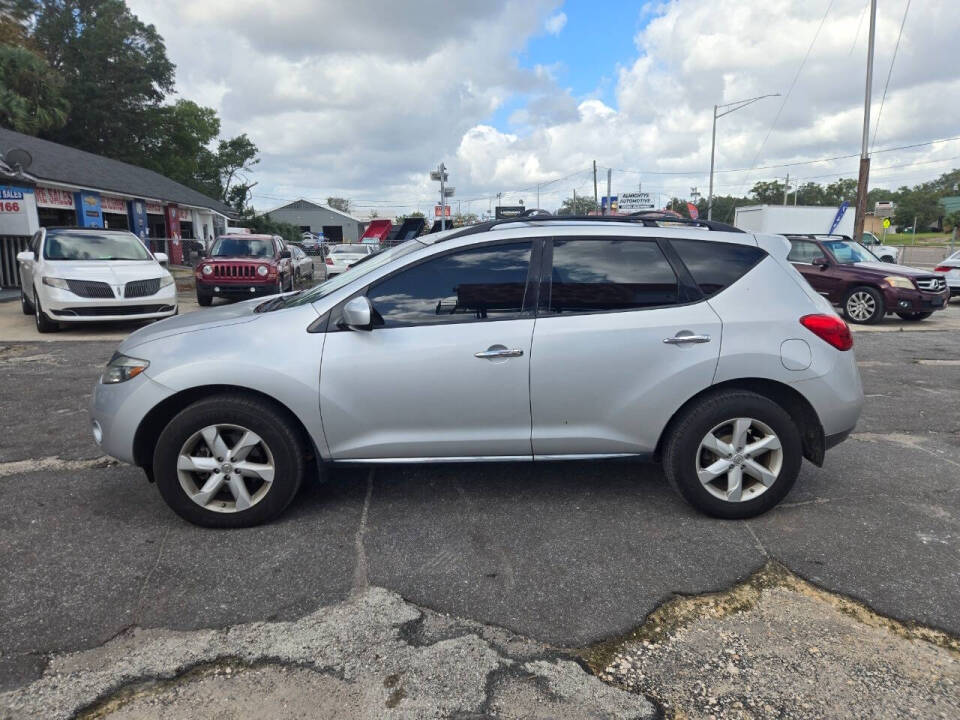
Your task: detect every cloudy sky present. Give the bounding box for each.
[128,0,959,220]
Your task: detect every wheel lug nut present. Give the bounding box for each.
[214,469,220,474]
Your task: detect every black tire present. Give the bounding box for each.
[33,288,59,333]
[197,291,213,307]
[842,285,884,324]
[662,390,803,519]
[880,256,895,263]
[153,394,307,528]
[20,285,33,315]
[895,311,932,321]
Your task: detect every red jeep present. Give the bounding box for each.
[195,234,294,306]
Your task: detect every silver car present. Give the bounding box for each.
[90,217,864,527]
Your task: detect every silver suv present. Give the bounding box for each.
[90,215,864,527]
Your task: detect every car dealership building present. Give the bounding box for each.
[0,127,234,287]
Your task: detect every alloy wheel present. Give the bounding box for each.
[846,291,876,322]
[176,424,275,513]
[695,417,783,502]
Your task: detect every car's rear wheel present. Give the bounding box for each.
[33,288,59,333]
[895,311,933,321]
[843,286,884,324]
[153,395,306,528]
[662,390,802,519]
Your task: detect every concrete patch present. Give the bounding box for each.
[0,455,117,478]
[593,562,960,720]
[0,588,655,720]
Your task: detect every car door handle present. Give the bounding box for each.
[474,347,524,359]
[663,334,711,345]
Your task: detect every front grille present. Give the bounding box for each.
[66,279,114,298]
[213,264,255,278]
[124,278,161,298]
[53,304,174,317]
[916,277,947,292]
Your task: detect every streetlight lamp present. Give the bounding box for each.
[707,93,780,220]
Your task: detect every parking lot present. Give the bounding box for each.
[1,265,959,718]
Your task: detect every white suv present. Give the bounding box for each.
[90,214,863,527]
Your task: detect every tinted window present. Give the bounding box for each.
[367,242,531,326]
[548,239,678,313]
[787,240,822,264]
[671,239,766,297]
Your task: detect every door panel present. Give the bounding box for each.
[530,304,721,455]
[319,321,534,459]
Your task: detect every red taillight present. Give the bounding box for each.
[325,257,334,265]
[933,265,951,273]
[800,314,853,351]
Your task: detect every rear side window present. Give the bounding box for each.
[786,240,822,264]
[547,239,679,313]
[367,241,531,326]
[670,239,766,297]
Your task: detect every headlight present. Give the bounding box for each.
[257,265,269,276]
[202,265,213,276]
[884,275,914,289]
[100,353,150,384]
[159,274,174,288]
[42,277,70,290]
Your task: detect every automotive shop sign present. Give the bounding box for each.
[619,192,654,211]
[0,185,39,236]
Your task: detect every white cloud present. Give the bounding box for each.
[127,0,960,218]
[545,11,567,36]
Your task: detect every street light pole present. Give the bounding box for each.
[706,93,780,220]
[853,0,878,241]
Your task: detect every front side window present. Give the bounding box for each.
[822,240,876,264]
[671,239,765,297]
[43,230,151,261]
[547,239,679,313]
[367,241,531,326]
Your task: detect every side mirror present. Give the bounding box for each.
[154,252,169,266]
[16,250,34,262]
[812,256,829,268]
[280,248,291,259]
[340,296,376,331]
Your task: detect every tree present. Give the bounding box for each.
[749,180,788,204]
[0,43,69,133]
[453,212,478,226]
[394,212,424,223]
[327,197,351,213]
[138,99,220,194]
[823,178,858,205]
[216,134,259,203]
[32,0,175,162]
[1,0,36,45]
[556,194,598,215]
[893,186,941,231]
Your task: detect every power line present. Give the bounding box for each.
[871,0,912,150]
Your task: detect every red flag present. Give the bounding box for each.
[687,202,699,220]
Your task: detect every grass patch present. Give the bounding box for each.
[884,232,951,245]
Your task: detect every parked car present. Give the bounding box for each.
[91,216,864,527]
[17,227,177,333]
[859,232,898,263]
[785,234,949,323]
[288,244,316,285]
[194,234,293,306]
[934,250,960,297]
[325,243,377,276]
[301,233,324,255]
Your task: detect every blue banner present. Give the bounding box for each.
[829,201,849,235]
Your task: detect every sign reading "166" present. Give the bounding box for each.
[0,185,39,235]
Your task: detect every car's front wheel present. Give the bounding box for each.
[880,255,895,263]
[842,286,884,324]
[34,288,59,333]
[20,285,33,315]
[895,311,933,321]
[662,390,802,519]
[153,395,306,527]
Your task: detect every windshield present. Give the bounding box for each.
[44,230,151,261]
[823,240,879,264]
[331,245,367,255]
[210,236,274,258]
[263,239,425,310]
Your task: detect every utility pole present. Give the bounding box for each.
[783,173,790,205]
[439,162,446,231]
[593,161,599,213]
[572,188,576,215]
[536,184,540,210]
[853,0,878,241]
[605,168,612,216]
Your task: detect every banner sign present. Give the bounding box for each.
[129,199,148,239]
[619,192,654,210]
[601,196,618,212]
[687,202,699,220]
[35,186,75,209]
[829,202,849,234]
[495,205,525,219]
[178,207,191,221]
[0,185,38,235]
[74,191,104,228]
[145,201,164,214]
[101,195,126,213]
[434,205,451,218]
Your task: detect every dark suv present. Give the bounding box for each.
[786,234,949,324]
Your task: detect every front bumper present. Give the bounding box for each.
[90,372,176,465]
[197,281,278,298]
[881,286,950,313]
[44,284,177,322]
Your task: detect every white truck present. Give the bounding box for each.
[734,204,898,263]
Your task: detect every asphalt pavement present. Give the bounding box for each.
[1,297,959,712]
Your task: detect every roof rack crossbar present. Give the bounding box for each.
[442,213,743,241]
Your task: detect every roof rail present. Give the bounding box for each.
[781,233,853,240]
[443,212,743,241]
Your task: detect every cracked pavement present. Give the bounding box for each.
[1,300,959,717]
